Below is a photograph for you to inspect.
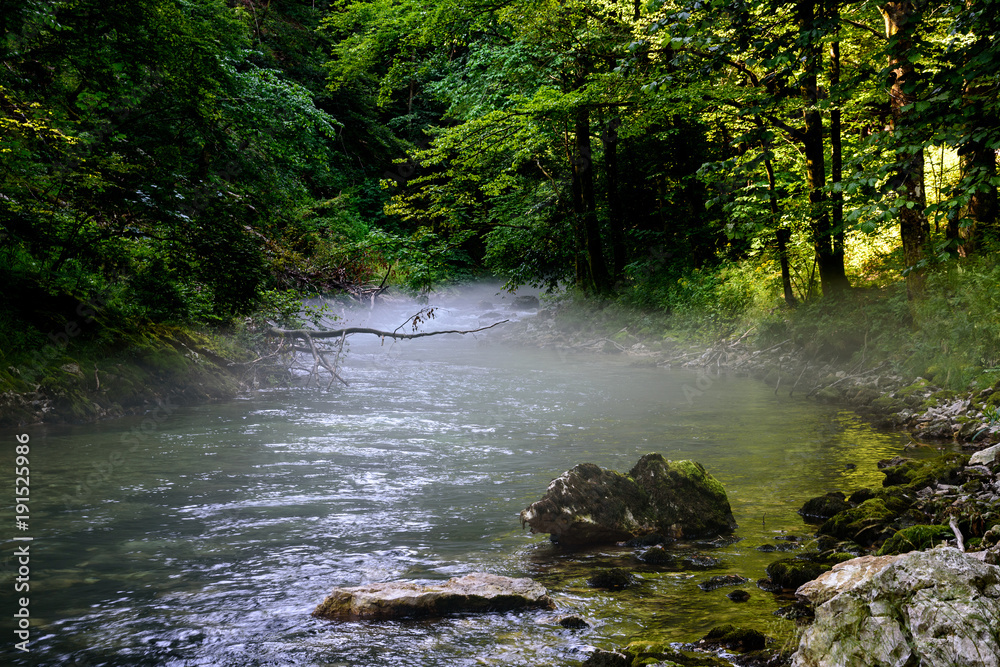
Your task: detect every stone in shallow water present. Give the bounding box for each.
[311,573,554,621]
[637,545,672,565]
[698,574,750,591]
[587,567,635,590]
[557,614,590,629]
[519,453,736,546]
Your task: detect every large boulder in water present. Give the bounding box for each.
[312,573,554,621]
[791,547,1000,667]
[519,453,736,546]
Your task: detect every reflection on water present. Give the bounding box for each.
[3,286,928,666]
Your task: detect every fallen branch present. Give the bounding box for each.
[949,515,965,552]
[267,319,509,340]
[267,317,510,388]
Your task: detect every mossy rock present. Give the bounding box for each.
[819,498,903,546]
[897,378,933,398]
[870,395,905,413]
[624,641,729,666]
[881,453,970,491]
[799,492,851,520]
[699,624,768,652]
[850,386,881,405]
[765,557,831,589]
[628,454,737,539]
[522,454,736,546]
[877,525,952,556]
[587,567,636,590]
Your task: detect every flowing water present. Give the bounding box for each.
[3,286,931,666]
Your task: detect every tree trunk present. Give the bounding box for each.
[574,106,610,291]
[758,119,796,307]
[960,142,998,254]
[602,116,626,282]
[882,1,929,299]
[953,68,998,256]
[797,0,844,297]
[828,10,849,292]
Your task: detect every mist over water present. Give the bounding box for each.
[4,284,923,666]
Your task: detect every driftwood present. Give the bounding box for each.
[266,310,509,388]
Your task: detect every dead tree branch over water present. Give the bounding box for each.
[266,309,509,388]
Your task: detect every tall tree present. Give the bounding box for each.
[881,1,929,298]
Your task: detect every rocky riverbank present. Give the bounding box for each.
[489,301,1000,666]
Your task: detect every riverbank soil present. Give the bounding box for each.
[0,324,266,427]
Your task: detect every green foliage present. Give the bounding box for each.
[908,259,1000,388]
[621,260,779,335]
[250,290,332,330]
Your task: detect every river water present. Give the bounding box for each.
[3,286,926,666]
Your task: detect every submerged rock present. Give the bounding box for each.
[520,453,736,546]
[582,649,630,667]
[637,545,672,565]
[311,573,554,621]
[765,558,832,590]
[727,589,751,602]
[792,548,1000,667]
[683,554,723,569]
[624,640,732,666]
[557,614,590,629]
[699,624,768,652]
[698,574,750,591]
[587,567,636,590]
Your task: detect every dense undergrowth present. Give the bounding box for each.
[552,252,1000,395]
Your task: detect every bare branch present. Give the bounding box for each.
[268,319,510,340]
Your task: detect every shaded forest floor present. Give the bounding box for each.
[0,324,276,427]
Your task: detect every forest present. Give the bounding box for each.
[3,0,1000,389]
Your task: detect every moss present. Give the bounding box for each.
[624,641,729,666]
[799,492,851,520]
[877,525,952,555]
[820,498,903,546]
[627,454,736,538]
[699,625,768,652]
[827,552,858,564]
[881,453,970,491]
[870,395,905,413]
[765,557,830,589]
[897,378,932,397]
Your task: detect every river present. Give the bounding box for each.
[3,286,925,666]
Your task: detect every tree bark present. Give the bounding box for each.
[952,68,998,256]
[602,116,626,282]
[758,118,797,307]
[882,1,929,299]
[797,0,845,297]
[828,9,849,292]
[574,106,610,291]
